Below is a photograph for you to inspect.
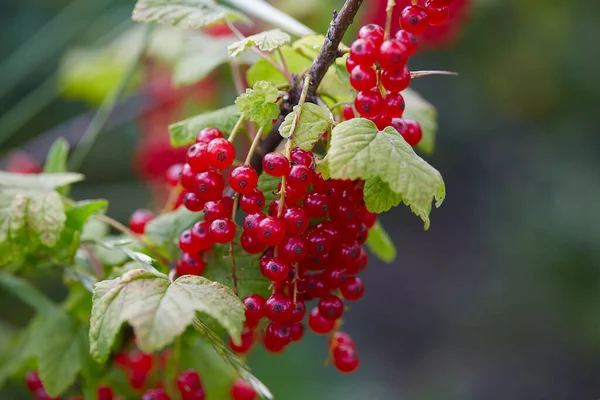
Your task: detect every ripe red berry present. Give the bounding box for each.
[142,389,171,400]
[358,206,377,228]
[379,40,409,70]
[384,93,406,118]
[381,67,411,93]
[391,117,409,137]
[333,345,359,373]
[179,229,201,253]
[190,221,215,252]
[264,293,293,323]
[345,54,357,73]
[165,163,184,186]
[308,307,335,335]
[289,300,306,323]
[230,165,258,194]
[258,216,286,246]
[430,0,453,6]
[305,228,332,256]
[240,232,266,254]
[25,371,43,391]
[400,5,430,35]
[278,236,307,263]
[240,189,265,214]
[314,220,342,245]
[357,23,385,47]
[209,218,236,244]
[262,152,290,177]
[329,331,355,349]
[318,295,344,321]
[341,276,365,301]
[242,212,265,235]
[182,192,205,212]
[402,119,423,146]
[243,294,266,323]
[330,199,358,225]
[323,267,348,289]
[264,322,292,348]
[287,165,312,192]
[231,378,257,400]
[395,30,418,56]
[180,163,196,192]
[349,38,378,66]
[290,322,304,342]
[32,388,58,400]
[203,197,233,223]
[196,127,223,144]
[229,329,255,354]
[260,257,290,282]
[176,253,205,276]
[373,113,393,130]
[356,222,369,244]
[283,184,305,205]
[177,369,203,397]
[282,206,309,235]
[342,105,355,120]
[350,65,377,92]
[304,192,331,218]
[129,209,155,234]
[290,148,314,168]
[331,241,361,270]
[129,369,147,390]
[354,90,382,118]
[186,143,210,173]
[306,275,329,298]
[195,170,225,201]
[206,138,236,169]
[425,0,450,26]
[129,350,154,373]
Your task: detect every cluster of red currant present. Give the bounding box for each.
[345,0,457,146]
[25,371,112,400]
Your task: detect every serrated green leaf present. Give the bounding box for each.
[132,0,249,28]
[403,88,438,154]
[365,221,397,263]
[173,34,235,86]
[235,81,280,127]
[0,318,40,389]
[279,103,330,150]
[0,172,83,190]
[144,206,202,259]
[315,156,330,179]
[169,105,242,147]
[228,29,290,57]
[90,269,245,362]
[363,177,403,214]
[66,200,107,229]
[33,311,89,397]
[256,173,280,212]
[0,274,57,314]
[44,138,70,174]
[328,118,445,229]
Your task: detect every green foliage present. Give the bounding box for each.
[362,177,403,214]
[365,221,397,263]
[235,81,281,127]
[144,206,202,259]
[89,269,245,362]
[0,318,39,389]
[169,105,242,147]
[0,274,57,314]
[327,119,445,229]
[228,29,291,57]
[132,0,249,29]
[279,103,331,150]
[0,171,83,190]
[247,46,310,86]
[403,88,438,154]
[43,138,70,174]
[173,34,236,86]
[256,173,280,212]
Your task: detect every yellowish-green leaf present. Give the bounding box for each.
[235,81,280,127]
[228,29,290,57]
[363,177,403,214]
[169,105,242,147]
[279,103,330,150]
[365,221,397,263]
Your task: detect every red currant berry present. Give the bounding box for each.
[318,295,344,321]
[282,206,309,235]
[177,369,203,396]
[303,192,331,218]
[350,65,377,92]
[229,329,255,354]
[243,294,266,323]
[312,172,334,193]
[430,0,453,6]
[391,117,409,137]
[333,345,359,373]
[231,378,257,400]
[176,253,205,276]
[329,331,355,349]
[262,152,290,177]
[290,322,304,342]
[129,350,154,373]
[264,322,292,348]
[287,165,312,192]
[141,389,171,400]
[384,93,406,118]
[209,218,236,244]
[165,163,183,186]
[195,170,224,201]
[305,228,332,256]
[32,388,58,400]
[402,119,423,146]
[260,257,290,282]
[182,192,205,212]
[400,5,430,35]
[381,67,411,93]
[301,253,330,272]
[206,138,236,169]
[379,40,408,70]
[307,275,329,298]
[290,148,314,168]
[358,206,377,228]
[202,197,233,223]
[314,220,342,245]
[190,221,215,252]
[25,371,43,391]
[354,90,383,118]
[330,199,358,225]
[289,300,306,323]
[308,307,335,335]
[240,232,266,254]
[180,163,196,191]
[129,369,147,390]
[230,165,258,194]
[356,222,368,244]
[196,127,223,144]
[264,293,293,323]
[373,113,393,130]
[345,54,357,73]
[425,0,450,26]
[357,23,385,47]
[186,143,210,173]
[349,38,378,66]
[342,105,355,121]
[129,209,155,234]
[284,184,305,205]
[278,236,307,263]
[258,216,286,246]
[240,189,265,214]
[331,241,361,270]
[341,276,365,301]
[323,267,348,289]
[395,30,418,56]
[242,212,265,235]
[179,229,201,254]
[347,247,368,275]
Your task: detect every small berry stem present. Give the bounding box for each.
[293,263,299,304]
[384,0,396,40]
[244,126,265,165]
[410,70,459,78]
[161,185,183,213]
[229,193,240,295]
[228,113,246,144]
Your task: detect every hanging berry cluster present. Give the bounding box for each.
[346,0,457,146]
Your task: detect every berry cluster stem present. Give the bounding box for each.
[384,0,396,40]
[228,113,246,144]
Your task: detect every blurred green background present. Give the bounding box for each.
[2,0,600,399]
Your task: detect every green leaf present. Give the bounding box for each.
[292,34,348,61]
[256,173,280,212]
[132,0,249,29]
[228,29,291,57]
[44,138,70,174]
[144,206,202,259]
[403,88,438,155]
[328,118,445,229]
[365,221,397,263]
[173,34,236,86]
[0,318,39,389]
[278,103,330,150]
[235,81,280,127]
[33,311,89,397]
[363,177,403,214]
[0,171,83,190]
[89,269,245,362]
[0,274,57,314]
[169,105,242,147]
[65,200,107,230]
[247,46,311,87]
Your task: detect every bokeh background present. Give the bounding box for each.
[2,0,600,399]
